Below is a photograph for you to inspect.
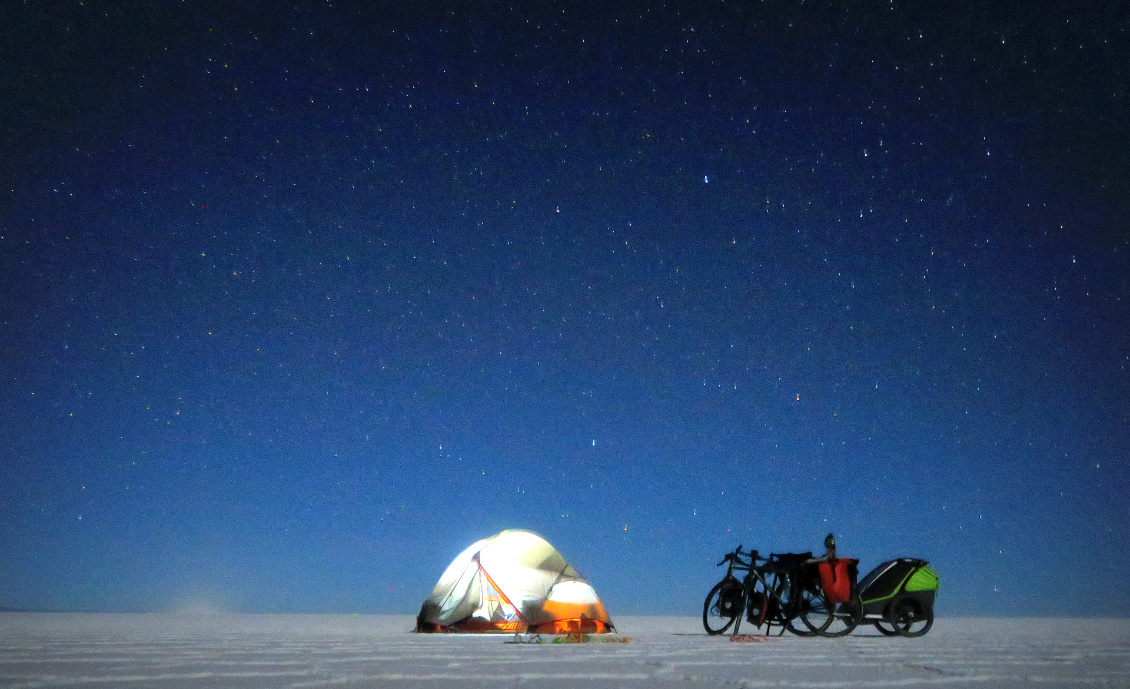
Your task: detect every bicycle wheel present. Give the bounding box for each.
[887,598,933,637]
[791,583,831,636]
[817,592,862,637]
[874,619,900,636]
[703,580,740,635]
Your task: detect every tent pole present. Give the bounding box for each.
[474,554,529,631]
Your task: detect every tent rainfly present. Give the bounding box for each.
[415,529,614,634]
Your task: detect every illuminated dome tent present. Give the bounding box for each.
[415,529,614,634]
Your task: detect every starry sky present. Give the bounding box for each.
[2,1,1127,617]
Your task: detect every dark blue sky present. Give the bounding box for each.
[2,1,1127,617]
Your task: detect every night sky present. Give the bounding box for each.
[2,1,1127,617]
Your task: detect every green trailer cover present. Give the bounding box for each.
[905,567,939,593]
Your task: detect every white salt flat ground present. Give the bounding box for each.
[1,614,1128,688]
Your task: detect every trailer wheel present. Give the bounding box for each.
[887,598,933,637]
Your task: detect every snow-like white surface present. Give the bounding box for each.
[1,614,1127,687]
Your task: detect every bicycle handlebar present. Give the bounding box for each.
[716,547,739,566]
[716,545,760,567]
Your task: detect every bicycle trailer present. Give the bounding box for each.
[858,558,938,636]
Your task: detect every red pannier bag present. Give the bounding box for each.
[817,558,857,605]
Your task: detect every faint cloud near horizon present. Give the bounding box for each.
[167,593,233,616]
